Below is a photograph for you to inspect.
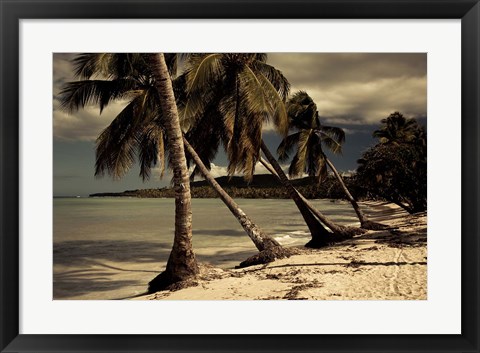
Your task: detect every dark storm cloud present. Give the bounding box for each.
[268,53,427,125]
[53,53,427,140]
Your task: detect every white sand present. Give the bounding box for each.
[136,201,427,300]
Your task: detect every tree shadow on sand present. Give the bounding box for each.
[53,238,258,299]
[243,260,427,273]
[53,239,174,266]
[54,274,144,299]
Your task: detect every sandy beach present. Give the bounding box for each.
[53,200,426,300]
[135,201,427,301]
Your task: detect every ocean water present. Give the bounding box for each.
[53,197,359,299]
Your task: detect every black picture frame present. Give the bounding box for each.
[1,1,479,352]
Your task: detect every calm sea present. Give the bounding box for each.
[53,197,359,299]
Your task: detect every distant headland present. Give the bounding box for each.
[89,174,361,200]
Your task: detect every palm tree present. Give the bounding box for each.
[182,137,281,251]
[278,91,387,230]
[182,53,342,247]
[146,54,199,292]
[59,54,199,291]
[182,54,289,179]
[178,96,283,252]
[61,53,199,291]
[60,54,283,266]
[257,154,363,241]
[356,112,427,213]
[373,111,420,145]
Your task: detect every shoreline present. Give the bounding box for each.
[53,200,427,300]
[136,201,427,300]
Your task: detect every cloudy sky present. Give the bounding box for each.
[53,53,426,196]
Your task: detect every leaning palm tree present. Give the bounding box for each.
[60,53,198,291]
[60,53,283,266]
[278,91,387,230]
[181,53,361,247]
[178,95,282,253]
[182,53,340,247]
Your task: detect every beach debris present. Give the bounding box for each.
[236,246,293,269]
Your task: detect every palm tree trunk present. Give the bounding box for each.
[258,153,362,240]
[148,53,199,293]
[325,158,387,230]
[183,136,281,251]
[260,141,332,247]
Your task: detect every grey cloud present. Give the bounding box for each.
[53,53,129,141]
[268,53,426,125]
[53,53,77,95]
[53,53,427,142]
[53,98,127,141]
[268,53,426,86]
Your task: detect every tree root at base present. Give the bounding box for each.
[236,246,293,269]
[148,271,198,293]
[305,226,364,249]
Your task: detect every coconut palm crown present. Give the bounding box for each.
[181,53,290,181]
[59,53,184,182]
[278,91,345,183]
[372,111,420,145]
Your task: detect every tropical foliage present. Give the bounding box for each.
[60,53,199,290]
[181,53,290,181]
[58,53,428,294]
[278,91,387,230]
[180,54,346,247]
[60,53,174,181]
[356,112,427,213]
[278,91,345,183]
[372,111,421,145]
[60,53,284,269]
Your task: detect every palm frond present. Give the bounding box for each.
[184,105,223,180]
[185,53,224,92]
[288,130,310,178]
[95,112,138,180]
[317,125,345,154]
[72,53,112,79]
[253,53,268,63]
[256,72,289,136]
[286,91,317,129]
[94,92,158,179]
[316,155,328,183]
[373,112,420,144]
[253,61,290,100]
[138,122,165,181]
[277,131,301,162]
[59,79,140,113]
[306,133,327,183]
[239,66,269,116]
[163,53,178,77]
[219,88,262,181]
[182,54,224,125]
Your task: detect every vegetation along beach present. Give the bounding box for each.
[53,53,427,300]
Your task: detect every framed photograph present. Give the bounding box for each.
[1,0,479,352]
